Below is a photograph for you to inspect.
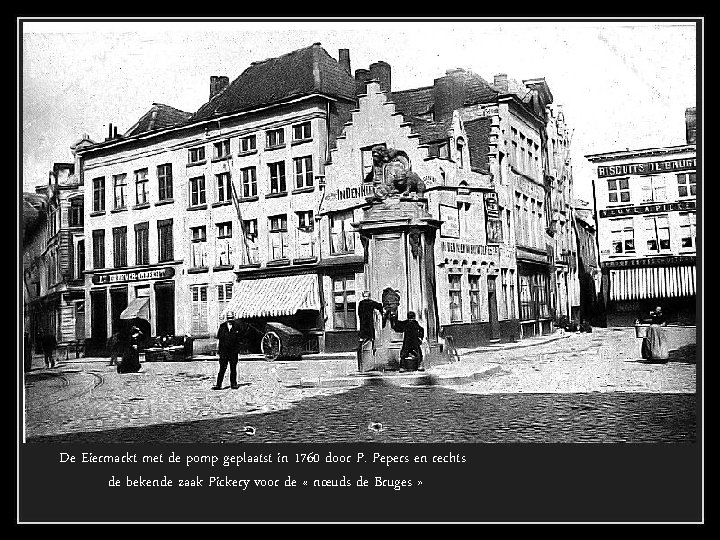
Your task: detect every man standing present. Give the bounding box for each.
[394,311,425,372]
[357,291,384,371]
[213,311,241,390]
[41,332,57,369]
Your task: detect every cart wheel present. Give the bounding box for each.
[261,331,281,361]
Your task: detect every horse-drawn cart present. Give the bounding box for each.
[260,321,317,361]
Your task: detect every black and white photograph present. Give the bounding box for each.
[18,17,702,523]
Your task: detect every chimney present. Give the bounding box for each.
[494,73,508,92]
[210,75,230,100]
[338,49,351,75]
[369,61,391,93]
[355,68,371,96]
[433,68,467,119]
[113,126,118,138]
[106,123,113,141]
[685,107,696,145]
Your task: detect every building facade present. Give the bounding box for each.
[586,116,697,326]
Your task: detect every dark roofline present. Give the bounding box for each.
[585,144,696,162]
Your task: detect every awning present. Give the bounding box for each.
[609,265,696,301]
[221,274,320,319]
[120,297,150,320]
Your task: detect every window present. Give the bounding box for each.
[157,219,174,262]
[69,198,83,227]
[677,173,696,198]
[294,156,313,189]
[112,226,127,268]
[268,162,286,194]
[190,226,208,268]
[449,274,463,323]
[269,214,289,261]
[296,211,315,259]
[240,135,256,153]
[190,285,208,335]
[469,275,480,321]
[607,178,630,204]
[511,141,518,167]
[645,215,670,252]
[241,219,259,265]
[361,143,386,180]
[213,139,231,160]
[610,218,635,254]
[240,167,257,198]
[533,273,550,319]
[330,211,356,254]
[680,212,696,249]
[428,141,450,159]
[92,177,105,212]
[640,175,666,203]
[216,222,233,266]
[519,275,533,320]
[332,276,357,330]
[501,269,509,320]
[216,173,232,203]
[523,195,530,246]
[456,138,465,168]
[217,283,233,321]
[113,174,127,209]
[509,269,516,320]
[132,168,149,205]
[188,146,205,164]
[92,230,105,269]
[189,176,206,207]
[135,222,149,266]
[266,128,285,148]
[157,164,173,201]
[292,122,311,141]
[47,206,58,239]
[76,240,85,279]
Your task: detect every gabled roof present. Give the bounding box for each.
[410,116,453,145]
[192,43,356,122]
[390,86,435,118]
[124,103,193,137]
[465,118,492,173]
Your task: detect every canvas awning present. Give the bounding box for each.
[221,274,320,319]
[609,265,696,301]
[120,297,150,320]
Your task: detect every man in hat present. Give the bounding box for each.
[213,311,242,390]
[357,291,384,370]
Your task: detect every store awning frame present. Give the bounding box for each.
[120,296,150,320]
[609,265,696,301]
[221,274,320,320]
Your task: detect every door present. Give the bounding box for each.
[74,301,86,340]
[110,286,128,335]
[487,275,500,340]
[90,289,107,346]
[155,281,175,336]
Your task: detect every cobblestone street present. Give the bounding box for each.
[24,326,697,441]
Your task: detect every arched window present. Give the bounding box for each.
[456,137,465,168]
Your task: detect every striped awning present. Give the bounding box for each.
[221,274,320,319]
[120,297,149,320]
[609,265,696,301]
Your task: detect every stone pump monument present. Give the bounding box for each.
[355,146,450,372]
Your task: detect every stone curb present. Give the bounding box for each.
[294,364,504,389]
[458,332,571,356]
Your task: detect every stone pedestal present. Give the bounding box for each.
[356,197,449,372]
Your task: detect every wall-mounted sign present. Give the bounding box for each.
[483,192,503,244]
[441,241,498,257]
[324,183,375,202]
[599,200,695,218]
[483,192,500,219]
[92,267,175,285]
[439,204,460,238]
[601,255,696,269]
[597,157,696,178]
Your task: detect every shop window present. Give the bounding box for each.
[113,174,127,209]
[294,156,313,189]
[677,172,696,198]
[610,218,635,254]
[469,275,480,321]
[241,167,257,198]
[679,212,696,249]
[157,164,173,201]
[330,211,356,254]
[449,274,463,323]
[269,214,289,261]
[607,178,630,204]
[332,275,357,330]
[190,284,208,335]
[645,215,671,252]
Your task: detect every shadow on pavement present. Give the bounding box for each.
[26,382,696,444]
[667,344,696,365]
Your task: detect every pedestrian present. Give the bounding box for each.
[357,291,384,370]
[393,311,425,372]
[641,306,669,363]
[41,332,57,369]
[117,326,142,374]
[213,311,242,390]
[107,331,121,366]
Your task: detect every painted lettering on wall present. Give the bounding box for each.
[597,157,696,178]
[324,183,375,202]
[601,255,696,269]
[442,241,499,256]
[92,267,175,284]
[599,200,696,218]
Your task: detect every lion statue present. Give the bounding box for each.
[365,145,426,201]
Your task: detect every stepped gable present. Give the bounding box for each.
[124,103,193,137]
[192,43,356,122]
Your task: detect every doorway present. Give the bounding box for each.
[487,275,500,340]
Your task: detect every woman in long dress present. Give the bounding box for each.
[641,307,669,363]
[117,326,143,373]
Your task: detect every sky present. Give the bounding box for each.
[20,19,699,204]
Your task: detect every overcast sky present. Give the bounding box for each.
[21,19,698,203]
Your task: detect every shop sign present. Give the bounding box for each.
[92,267,175,285]
[441,241,499,257]
[324,183,375,202]
[601,255,696,269]
[439,204,460,238]
[597,157,695,178]
[599,200,695,218]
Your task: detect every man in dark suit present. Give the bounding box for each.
[213,311,242,390]
[394,311,425,372]
[357,291,384,370]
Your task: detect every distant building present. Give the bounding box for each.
[585,110,697,326]
[572,200,602,325]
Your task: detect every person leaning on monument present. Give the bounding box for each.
[357,291,384,370]
[393,311,425,372]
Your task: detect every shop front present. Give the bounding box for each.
[517,258,553,338]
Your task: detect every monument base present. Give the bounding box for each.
[359,341,452,372]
